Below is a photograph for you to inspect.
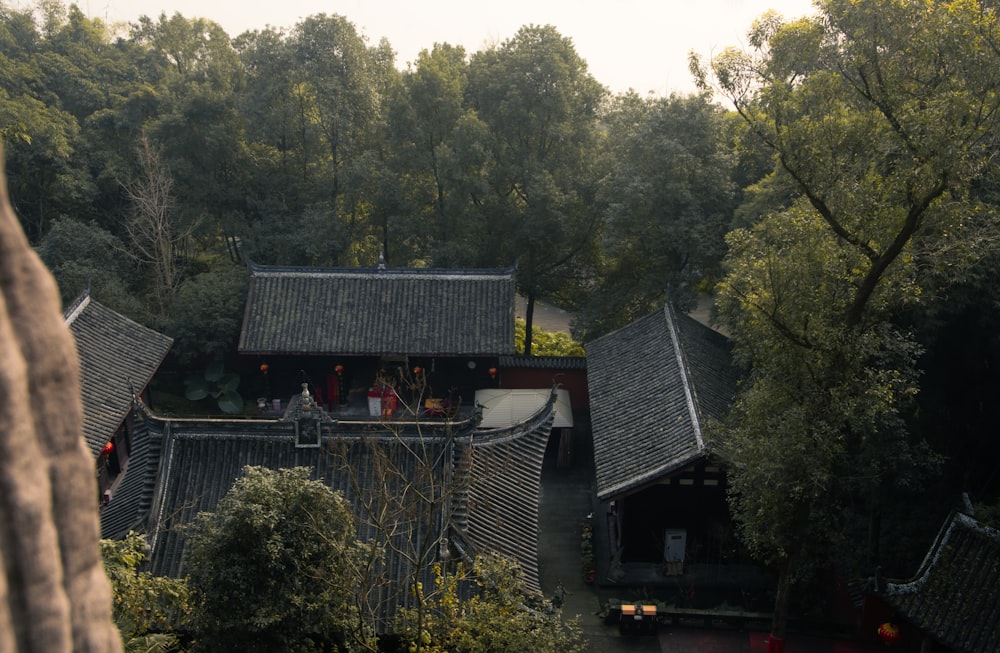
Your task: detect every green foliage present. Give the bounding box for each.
[465,25,606,345]
[514,317,584,357]
[705,0,1000,634]
[718,208,897,558]
[387,43,470,266]
[242,202,349,266]
[186,467,358,653]
[37,216,143,316]
[183,359,243,414]
[576,91,737,340]
[162,264,248,365]
[395,553,585,653]
[100,532,190,652]
[976,499,1000,530]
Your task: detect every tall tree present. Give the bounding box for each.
[288,13,390,261]
[120,135,192,317]
[466,25,606,354]
[131,12,247,244]
[576,91,736,340]
[233,27,302,218]
[387,43,472,264]
[700,0,1000,645]
[0,2,90,242]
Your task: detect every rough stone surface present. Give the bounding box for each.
[0,146,122,652]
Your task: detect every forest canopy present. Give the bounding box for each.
[5,1,1000,645]
[1,1,735,352]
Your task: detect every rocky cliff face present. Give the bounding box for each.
[0,145,122,652]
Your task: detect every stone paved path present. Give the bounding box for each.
[537,438,660,653]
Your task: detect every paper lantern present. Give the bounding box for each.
[488,367,497,379]
[102,441,114,455]
[877,622,901,646]
[260,363,269,374]
[334,364,345,375]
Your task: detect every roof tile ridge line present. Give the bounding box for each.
[439,433,458,555]
[664,302,704,452]
[63,290,92,324]
[334,415,480,430]
[885,509,965,595]
[955,510,1000,540]
[137,430,161,516]
[252,270,514,281]
[147,417,175,557]
[249,261,517,278]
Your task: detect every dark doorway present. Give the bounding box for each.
[619,479,729,563]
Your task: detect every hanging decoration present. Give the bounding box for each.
[877,622,901,647]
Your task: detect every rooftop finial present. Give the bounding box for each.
[377,251,386,270]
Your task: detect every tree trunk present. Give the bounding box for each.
[523,292,536,356]
[768,555,795,653]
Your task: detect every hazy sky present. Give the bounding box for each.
[80,0,817,96]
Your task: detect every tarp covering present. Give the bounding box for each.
[475,388,573,428]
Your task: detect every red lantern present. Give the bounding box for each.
[488,367,497,379]
[413,366,423,376]
[260,363,269,374]
[877,622,901,647]
[102,441,114,456]
[334,364,345,375]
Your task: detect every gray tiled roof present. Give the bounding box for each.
[100,415,162,539]
[238,262,517,356]
[883,512,1000,653]
[459,389,557,595]
[585,303,737,501]
[498,355,587,370]
[107,396,555,626]
[65,294,173,458]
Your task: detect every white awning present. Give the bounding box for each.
[475,388,573,428]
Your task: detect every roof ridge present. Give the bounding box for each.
[886,510,1000,595]
[63,290,91,324]
[248,260,517,278]
[663,302,705,452]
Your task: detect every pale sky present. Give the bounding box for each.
[78,0,817,96]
